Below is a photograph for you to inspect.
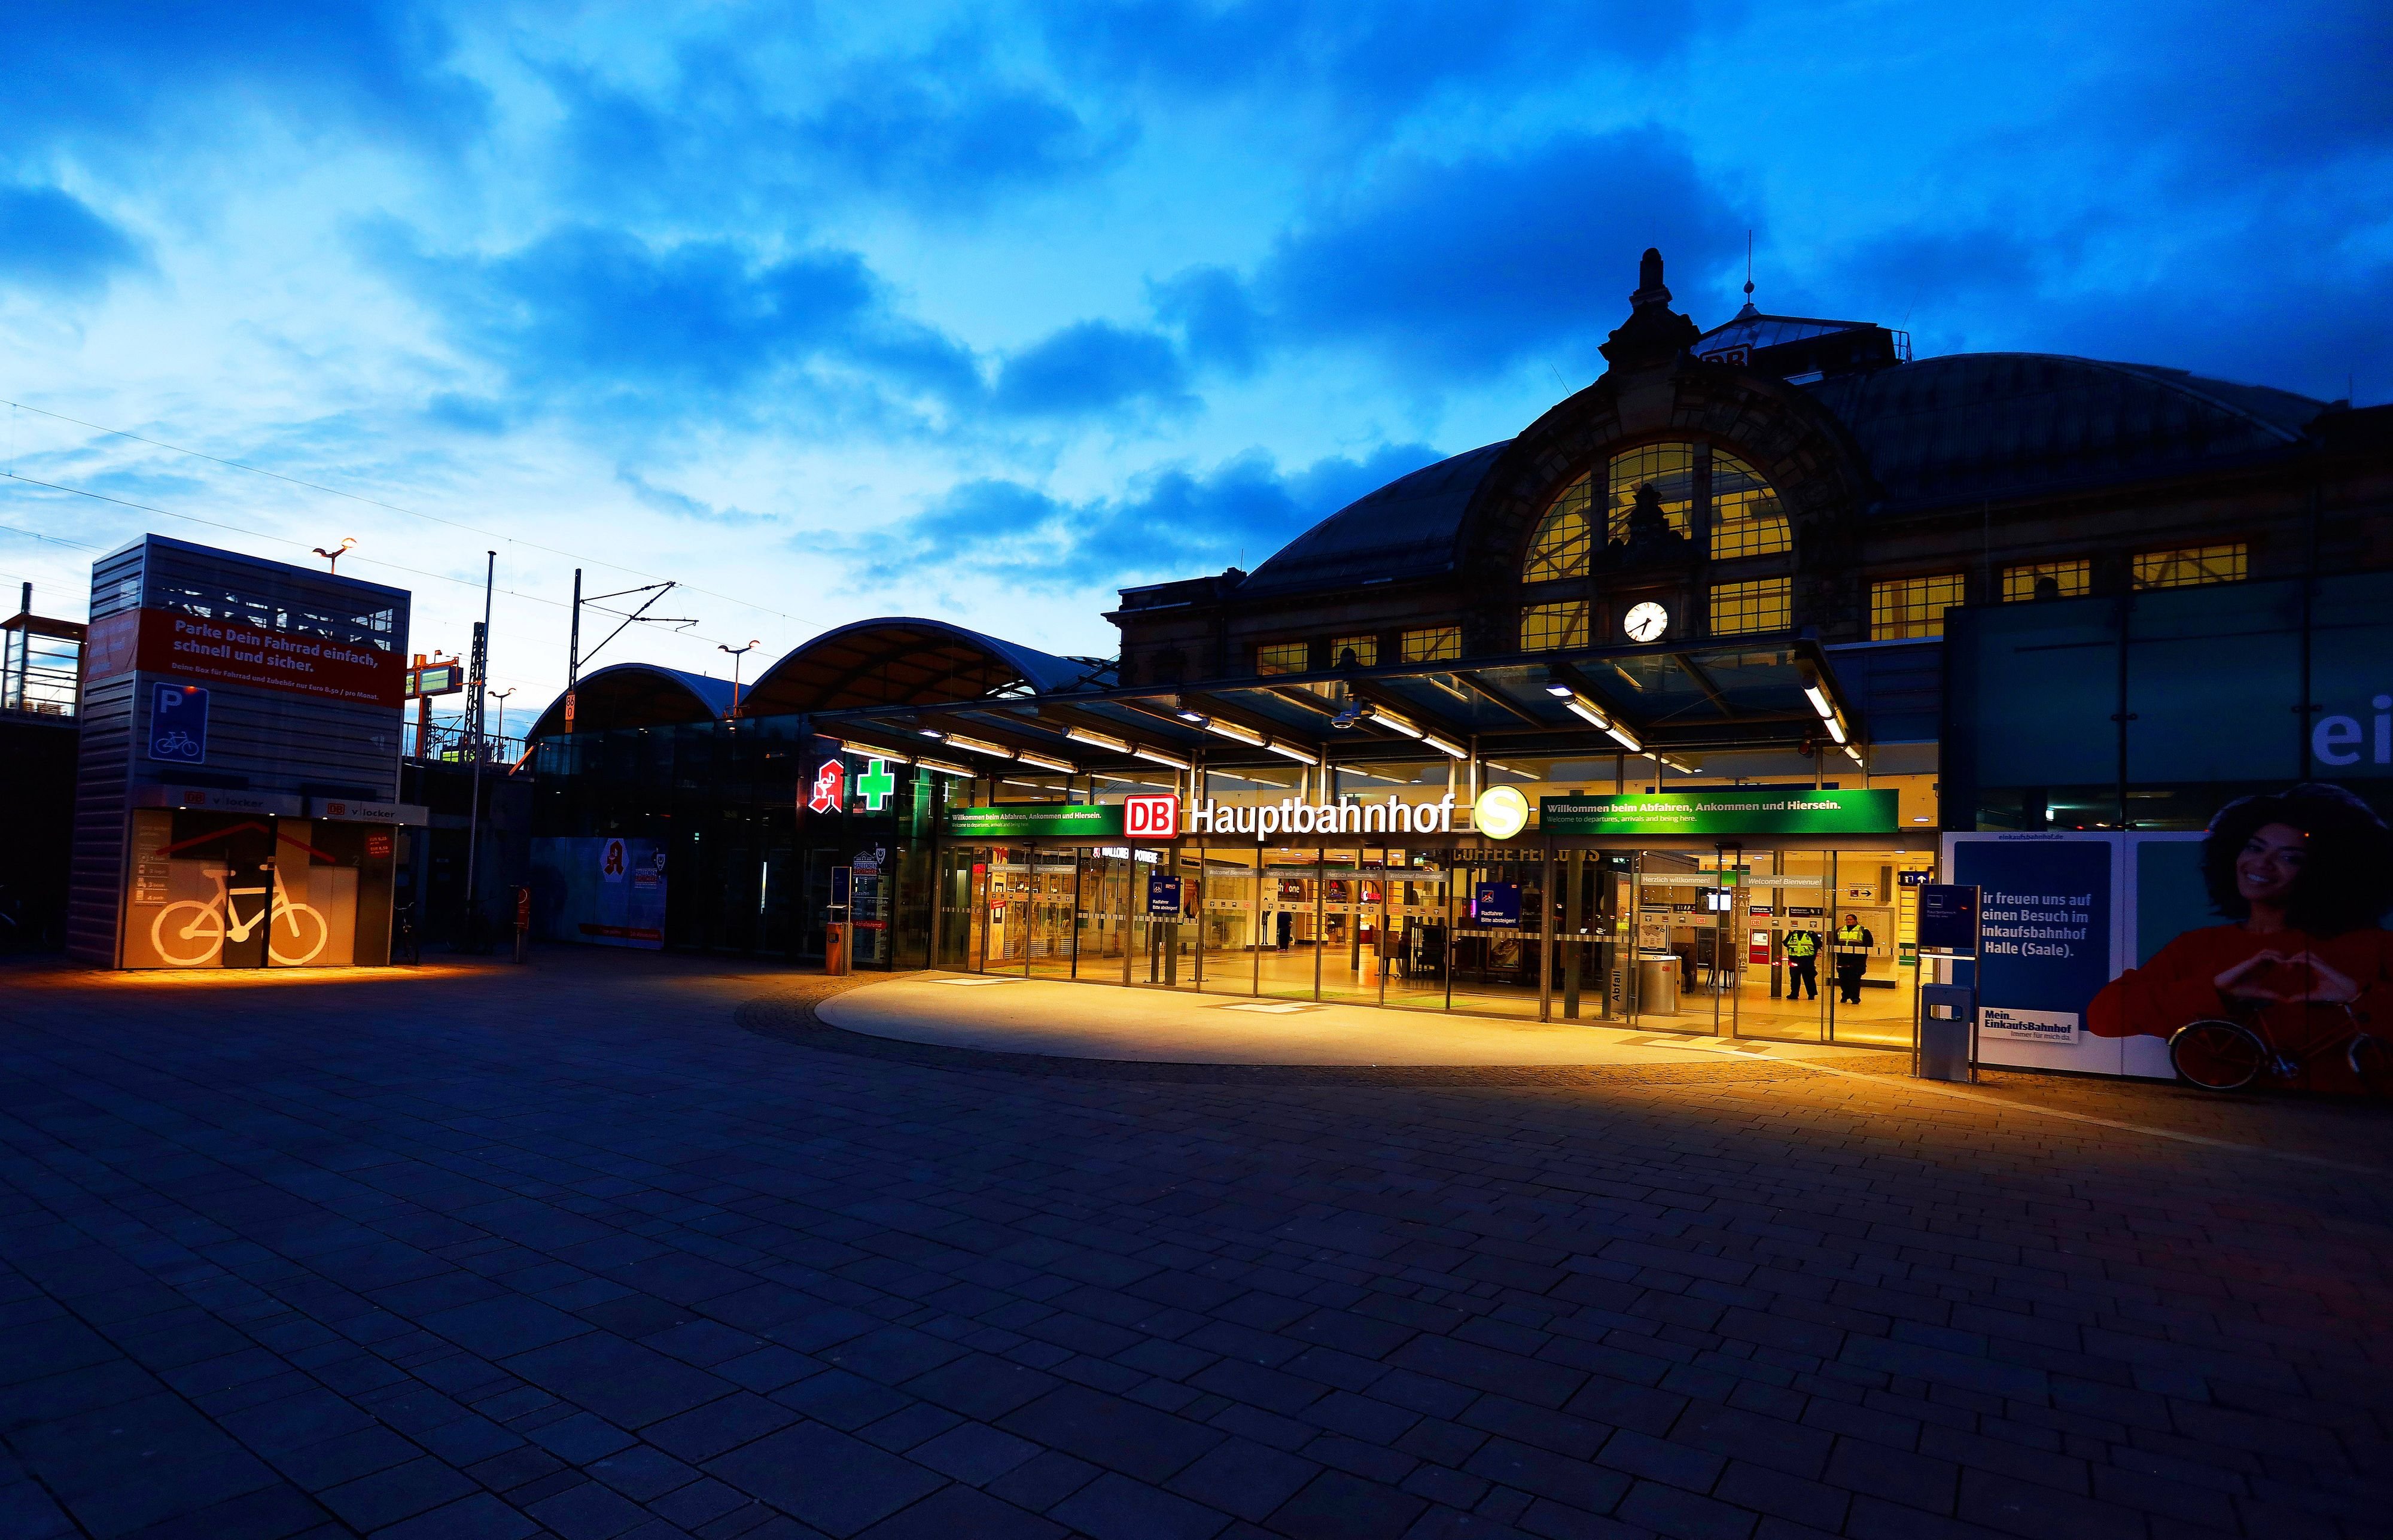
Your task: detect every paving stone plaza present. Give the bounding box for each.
[3,952,2388,1539]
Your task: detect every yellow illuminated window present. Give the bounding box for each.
[1519,602,1588,652]
[1523,478,1594,582]
[1708,450,1791,559]
[1605,442,1695,543]
[1256,641,1308,675]
[2133,544,2246,589]
[1400,626,1460,663]
[1710,577,1791,636]
[1329,634,1378,668]
[1871,573,1966,639]
[2002,561,2090,602]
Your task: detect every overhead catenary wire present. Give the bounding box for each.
[0,396,810,630]
[0,469,757,654]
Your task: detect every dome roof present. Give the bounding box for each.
[525,662,734,741]
[1237,441,1509,596]
[742,616,1106,716]
[1231,354,2328,597]
[1803,353,2322,510]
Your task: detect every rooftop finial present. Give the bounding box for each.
[1631,247,1671,309]
[1744,230,1754,299]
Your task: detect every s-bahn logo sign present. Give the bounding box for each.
[1124,793,1178,839]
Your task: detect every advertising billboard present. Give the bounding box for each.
[1542,787,1897,836]
[1946,783,2393,1092]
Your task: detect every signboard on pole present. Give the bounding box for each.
[1540,787,1898,836]
[1146,872,1183,917]
[1916,884,1981,955]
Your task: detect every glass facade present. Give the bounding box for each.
[1400,626,1462,662]
[1870,573,1967,639]
[1520,601,1590,652]
[1945,569,2393,830]
[2133,543,2246,589]
[1709,577,1791,636]
[1523,442,1789,580]
[2002,559,2090,602]
[1256,641,1308,675]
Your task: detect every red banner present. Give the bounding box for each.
[86,607,406,708]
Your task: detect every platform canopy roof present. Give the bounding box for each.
[805,635,1889,784]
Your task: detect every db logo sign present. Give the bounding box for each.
[1124,794,1179,839]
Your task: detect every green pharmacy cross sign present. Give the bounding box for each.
[1541,787,1898,836]
[856,759,898,812]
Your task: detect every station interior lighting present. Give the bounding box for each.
[1264,740,1320,765]
[913,757,973,777]
[1560,692,1642,753]
[1843,743,1867,766]
[1199,716,1265,747]
[930,731,1010,758]
[1129,744,1192,769]
[1064,725,1130,752]
[1014,748,1075,772]
[1420,732,1468,760]
[1174,706,1207,723]
[1365,704,1423,738]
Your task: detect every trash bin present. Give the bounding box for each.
[1917,983,1973,1081]
[1636,951,1680,1016]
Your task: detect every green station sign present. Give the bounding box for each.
[946,804,1125,839]
[1540,787,1899,836]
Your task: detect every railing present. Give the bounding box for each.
[407,719,529,766]
[0,638,80,718]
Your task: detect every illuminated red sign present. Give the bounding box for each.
[806,760,845,814]
[1124,793,1178,839]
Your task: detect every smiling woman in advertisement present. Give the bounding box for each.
[2090,783,2393,1093]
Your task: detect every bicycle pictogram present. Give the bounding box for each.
[2167,949,2392,1094]
[150,863,330,967]
[153,729,201,758]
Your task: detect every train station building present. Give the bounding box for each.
[523,251,2393,1053]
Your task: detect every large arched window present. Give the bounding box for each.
[1523,442,1790,580]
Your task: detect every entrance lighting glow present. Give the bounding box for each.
[1264,740,1320,765]
[1129,744,1192,769]
[836,738,902,759]
[1200,717,1265,746]
[936,731,1010,757]
[1824,715,1847,744]
[1366,704,1422,736]
[1420,732,1468,759]
[1014,749,1074,772]
[914,757,973,777]
[1803,683,1834,719]
[1064,726,1130,752]
[1843,744,1867,765]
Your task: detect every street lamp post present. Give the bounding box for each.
[718,640,760,717]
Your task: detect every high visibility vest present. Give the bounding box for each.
[1783,932,1817,958]
[1835,926,1870,955]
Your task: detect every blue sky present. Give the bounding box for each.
[3,1,2387,709]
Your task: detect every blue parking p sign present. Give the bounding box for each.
[148,684,209,764]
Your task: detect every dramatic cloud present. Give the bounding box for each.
[853,442,1442,593]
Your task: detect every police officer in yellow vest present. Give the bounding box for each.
[1782,925,1821,1000]
[1832,913,1874,1004]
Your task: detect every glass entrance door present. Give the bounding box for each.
[1547,850,1624,1023]
[1381,855,1450,1011]
[1450,853,1543,1019]
[1025,848,1077,979]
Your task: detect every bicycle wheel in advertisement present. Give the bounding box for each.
[151,902,225,967]
[2168,1019,2267,1091]
[268,902,330,966]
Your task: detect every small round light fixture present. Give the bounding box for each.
[1473,784,1530,841]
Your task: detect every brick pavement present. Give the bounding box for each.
[1,951,2388,1540]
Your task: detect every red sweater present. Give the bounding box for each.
[2089,924,2392,1092]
